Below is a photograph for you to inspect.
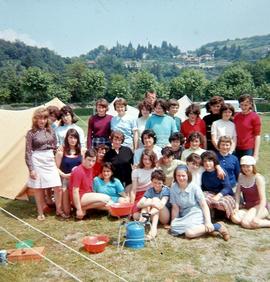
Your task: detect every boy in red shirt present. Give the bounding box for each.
[70,149,111,219]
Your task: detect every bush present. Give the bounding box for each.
[74,107,94,116]
[256,102,270,112]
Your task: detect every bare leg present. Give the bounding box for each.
[54,187,63,215]
[80,193,110,213]
[185,225,210,238]
[62,188,71,216]
[34,189,46,219]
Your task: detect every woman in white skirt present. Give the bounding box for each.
[25,107,62,221]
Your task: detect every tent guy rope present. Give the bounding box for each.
[0,207,128,282]
[1,226,82,282]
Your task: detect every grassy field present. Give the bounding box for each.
[1,114,270,282]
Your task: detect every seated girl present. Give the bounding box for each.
[158,146,185,187]
[170,165,230,240]
[55,128,83,218]
[186,153,204,187]
[137,170,170,240]
[231,156,270,229]
[216,136,240,191]
[201,151,235,219]
[169,132,185,160]
[93,144,110,178]
[131,150,157,220]
[93,162,129,204]
[181,131,206,162]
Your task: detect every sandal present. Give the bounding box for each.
[37,214,45,221]
[56,211,70,219]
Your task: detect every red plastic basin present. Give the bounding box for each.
[109,203,134,217]
[82,235,110,253]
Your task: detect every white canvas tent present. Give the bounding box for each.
[107,97,139,119]
[0,98,65,200]
[175,95,192,121]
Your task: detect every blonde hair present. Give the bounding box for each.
[32,107,51,132]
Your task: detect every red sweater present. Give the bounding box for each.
[234,111,261,150]
[180,117,206,148]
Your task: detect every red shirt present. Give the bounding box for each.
[234,111,261,150]
[180,117,206,148]
[69,164,93,203]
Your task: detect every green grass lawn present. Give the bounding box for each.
[1,114,270,281]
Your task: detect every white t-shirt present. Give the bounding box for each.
[211,119,237,145]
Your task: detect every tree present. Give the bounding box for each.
[215,65,255,99]
[81,69,106,103]
[169,69,208,101]
[21,67,53,104]
[129,71,158,103]
[106,74,131,102]
[47,85,71,103]
[256,83,270,100]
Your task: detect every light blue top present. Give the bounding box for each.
[93,177,125,202]
[145,114,177,147]
[111,114,137,148]
[170,182,204,217]
[172,116,181,131]
[55,124,85,148]
[144,186,170,199]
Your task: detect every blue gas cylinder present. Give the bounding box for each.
[125,222,145,249]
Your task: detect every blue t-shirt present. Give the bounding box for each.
[111,115,137,148]
[93,177,125,202]
[145,114,177,148]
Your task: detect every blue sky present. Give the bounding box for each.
[0,0,269,57]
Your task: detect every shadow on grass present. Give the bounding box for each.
[0,197,37,220]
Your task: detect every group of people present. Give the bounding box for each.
[25,91,270,242]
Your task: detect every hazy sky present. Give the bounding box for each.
[0,0,269,57]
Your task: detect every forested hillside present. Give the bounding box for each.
[0,34,270,106]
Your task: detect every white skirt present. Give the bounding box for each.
[27,150,61,189]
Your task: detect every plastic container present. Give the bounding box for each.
[125,222,145,249]
[16,240,34,249]
[82,235,110,254]
[109,203,134,217]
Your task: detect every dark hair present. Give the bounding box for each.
[110,130,125,143]
[201,151,219,166]
[220,103,235,116]
[186,153,202,166]
[185,103,201,117]
[168,98,179,108]
[114,98,127,111]
[206,96,224,113]
[138,149,157,169]
[96,98,109,110]
[137,100,153,117]
[141,129,157,145]
[187,131,204,144]
[217,136,232,148]
[154,99,168,113]
[169,132,185,145]
[85,148,97,158]
[151,169,166,183]
[238,94,255,111]
[63,128,81,155]
[47,105,60,120]
[173,165,192,183]
[59,105,78,125]
[161,146,174,158]
[101,162,115,182]
[95,143,110,152]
